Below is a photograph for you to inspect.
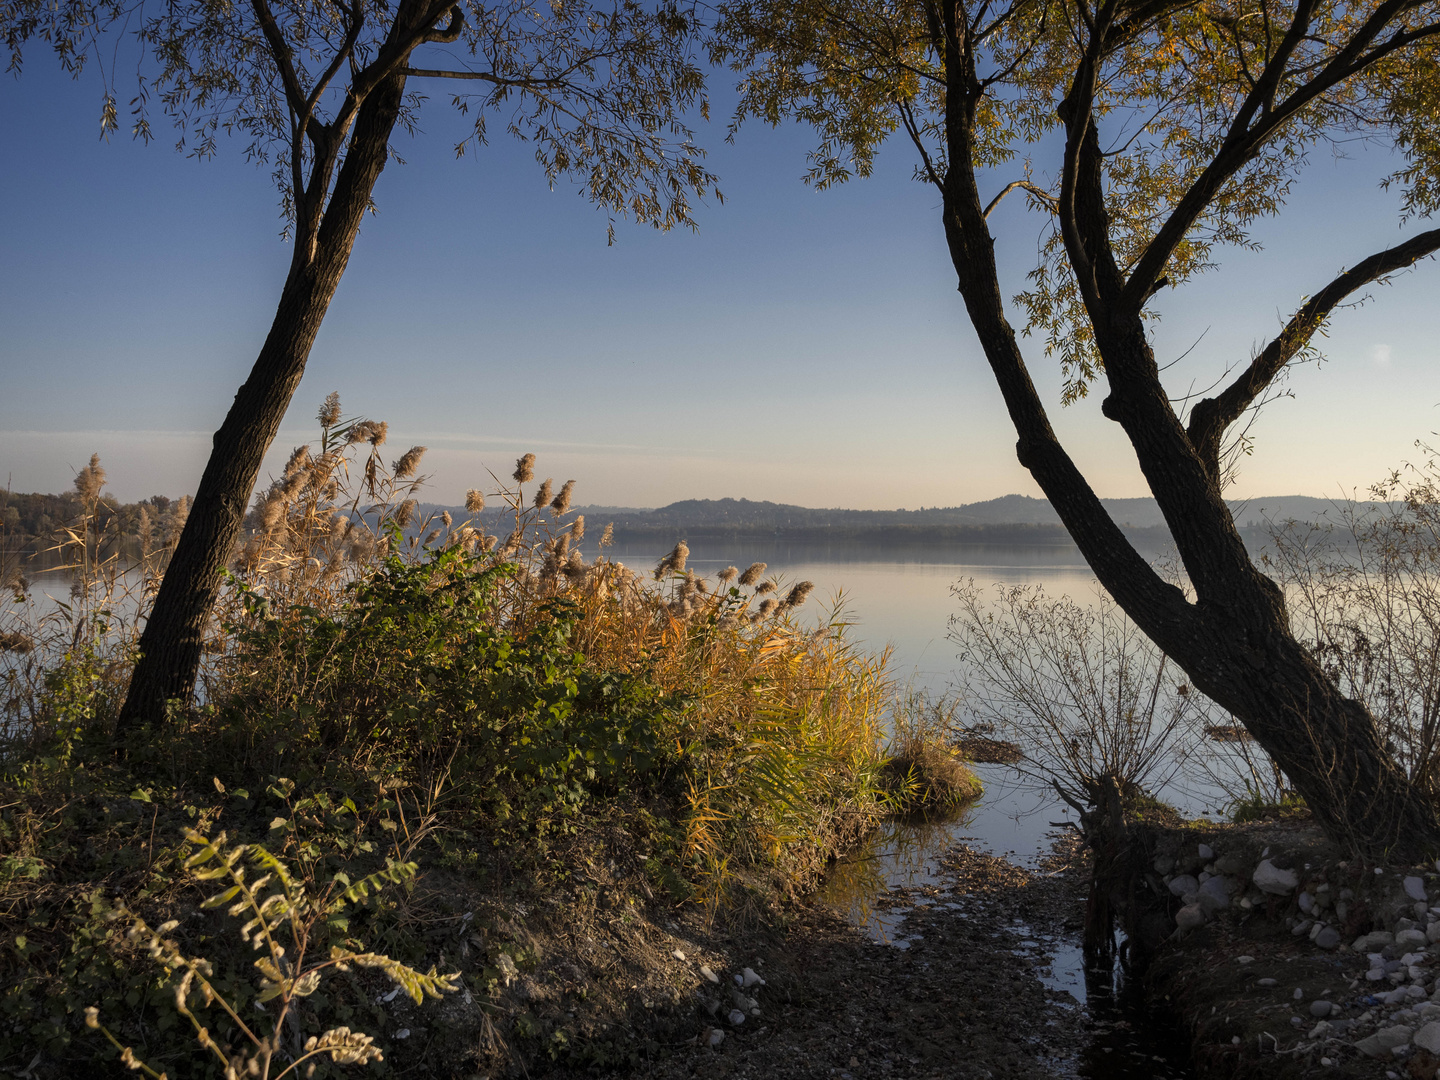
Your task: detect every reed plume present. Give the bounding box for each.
[514,454,536,483]
[570,515,585,542]
[283,445,312,477]
[551,480,576,516]
[755,580,777,596]
[441,511,452,529]
[718,566,739,586]
[317,391,342,428]
[533,479,553,510]
[136,506,153,557]
[465,489,485,514]
[738,562,766,587]
[392,446,427,481]
[394,500,416,528]
[599,523,614,547]
[653,540,689,579]
[73,454,105,504]
[167,497,190,549]
[783,582,815,609]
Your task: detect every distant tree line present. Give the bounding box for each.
[1,488,189,561]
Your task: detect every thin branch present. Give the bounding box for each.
[983,178,1055,218]
[1187,227,1440,476]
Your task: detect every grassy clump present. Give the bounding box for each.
[881,692,983,814]
[0,396,896,1076]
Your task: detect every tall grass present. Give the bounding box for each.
[1,395,895,899]
[0,394,905,1073]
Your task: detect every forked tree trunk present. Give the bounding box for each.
[935,91,1440,861]
[115,59,414,733]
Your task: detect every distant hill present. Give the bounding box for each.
[417,493,1386,546]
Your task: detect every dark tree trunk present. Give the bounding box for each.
[115,40,418,733]
[930,45,1440,860]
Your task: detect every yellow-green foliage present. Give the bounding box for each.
[86,829,456,1080]
[0,395,896,1072]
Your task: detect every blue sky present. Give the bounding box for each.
[2,55,1437,509]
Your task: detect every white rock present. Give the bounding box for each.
[1405,876,1428,902]
[1236,955,1255,964]
[1299,891,1315,914]
[1198,843,1214,860]
[1168,874,1200,898]
[1428,922,1440,944]
[700,965,720,984]
[1310,999,1333,1017]
[740,967,766,988]
[1416,1021,1440,1053]
[673,949,687,961]
[727,1009,746,1026]
[1309,1020,1332,1039]
[1254,860,1299,895]
[395,1029,411,1040]
[1354,1025,1413,1057]
[1294,987,1305,1000]
[704,1027,725,1048]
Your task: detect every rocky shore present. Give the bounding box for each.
[1138,817,1440,1078]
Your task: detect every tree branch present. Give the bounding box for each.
[1187,226,1440,477]
[1122,0,1440,309]
[983,178,1055,219]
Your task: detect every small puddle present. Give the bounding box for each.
[821,763,1195,1079]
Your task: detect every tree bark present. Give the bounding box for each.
[115,34,418,733]
[933,36,1440,860]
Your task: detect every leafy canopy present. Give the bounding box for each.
[712,0,1440,400]
[4,0,720,239]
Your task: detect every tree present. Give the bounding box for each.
[4,0,718,731]
[713,0,1440,858]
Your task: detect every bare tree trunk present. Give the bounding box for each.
[933,66,1440,860]
[115,59,413,733]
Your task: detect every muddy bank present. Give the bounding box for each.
[434,814,1200,1080]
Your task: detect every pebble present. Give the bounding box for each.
[1168,874,1200,898]
[673,949,687,961]
[1316,927,1341,949]
[1197,843,1214,860]
[1405,876,1428,902]
[1429,922,1440,944]
[1197,875,1233,912]
[1397,928,1429,949]
[1175,904,1206,932]
[1258,978,1278,987]
[1310,999,1333,1017]
[700,965,720,984]
[727,1009,746,1026]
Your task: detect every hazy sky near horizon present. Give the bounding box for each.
[2,56,1437,510]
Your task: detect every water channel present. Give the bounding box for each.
[613,539,1204,1078]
